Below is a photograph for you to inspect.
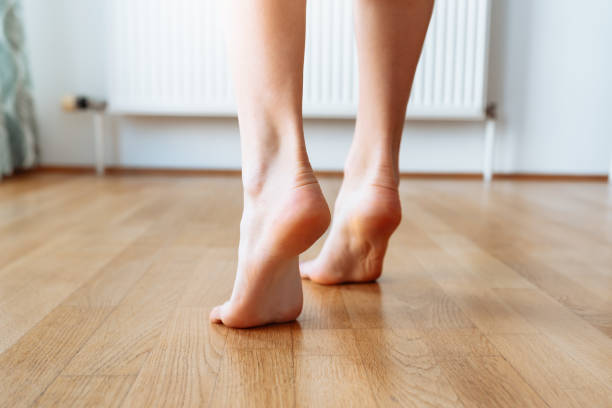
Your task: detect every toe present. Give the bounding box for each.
[209,304,224,324]
[299,261,312,280]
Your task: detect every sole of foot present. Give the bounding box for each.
[300,183,401,285]
[210,181,330,328]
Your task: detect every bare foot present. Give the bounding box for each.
[210,164,330,328]
[300,166,401,285]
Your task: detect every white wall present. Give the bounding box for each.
[487,0,612,174]
[22,0,612,174]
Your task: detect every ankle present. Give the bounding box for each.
[343,148,400,191]
[240,120,316,197]
[242,150,317,199]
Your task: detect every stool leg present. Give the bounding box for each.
[93,112,105,175]
[608,149,612,184]
[483,118,496,183]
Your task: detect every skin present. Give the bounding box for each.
[210,0,434,328]
[301,0,434,284]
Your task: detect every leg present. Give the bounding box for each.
[301,0,433,284]
[210,0,330,327]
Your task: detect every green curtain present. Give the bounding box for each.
[0,0,37,178]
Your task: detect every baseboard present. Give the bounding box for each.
[35,165,241,177]
[491,173,608,182]
[33,165,609,182]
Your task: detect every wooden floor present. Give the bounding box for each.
[1,173,611,407]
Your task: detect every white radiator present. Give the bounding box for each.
[108,0,491,120]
